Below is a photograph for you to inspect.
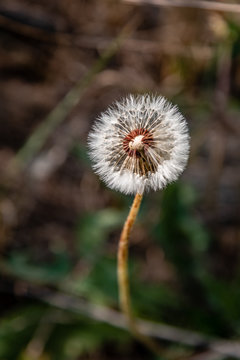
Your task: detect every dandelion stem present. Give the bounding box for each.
[118,193,142,324]
[117,192,162,355]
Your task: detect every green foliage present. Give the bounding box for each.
[154,182,209,279]
[69,208,125,304]
[0,305,129,360]
[3,250,71,285]
[151,182,240,336]
[66,256,119,305]
[0,305,47,360]
[75,208,124,264]
[46,318,128,360]
[2,180,240,358]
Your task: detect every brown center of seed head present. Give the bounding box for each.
[129,135,144,151]
[123,128,153,157]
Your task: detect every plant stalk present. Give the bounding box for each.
[117,192,162,355]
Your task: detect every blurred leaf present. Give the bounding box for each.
[132,277,179,321]
[204,276,240,331]
[76,208,124,263]
[153,182,210,277]
[67,256,119,306]
[3,250,71,284]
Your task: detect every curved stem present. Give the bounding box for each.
[117,193,162,355]
[118,193,142,326]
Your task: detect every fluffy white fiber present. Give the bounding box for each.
[88,94,190,195]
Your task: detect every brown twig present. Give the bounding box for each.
[123,0,240,14]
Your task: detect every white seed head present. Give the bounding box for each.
[88,94,190,195]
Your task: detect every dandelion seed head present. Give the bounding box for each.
[88,94,190,195]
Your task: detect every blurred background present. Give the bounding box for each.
[0,1,240,359]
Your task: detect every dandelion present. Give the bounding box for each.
[88,94,190,354]
[88,94,189,195]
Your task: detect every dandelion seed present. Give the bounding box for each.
[88,94,190,194]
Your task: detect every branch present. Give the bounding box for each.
[123,0,240,14]
[27,287,240,359]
